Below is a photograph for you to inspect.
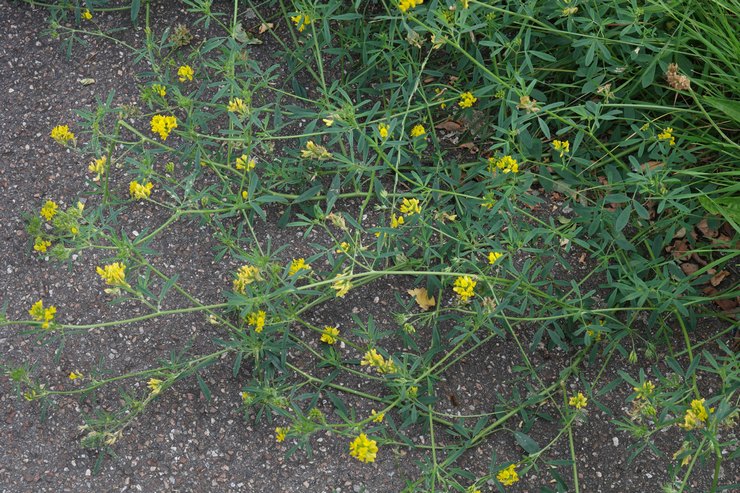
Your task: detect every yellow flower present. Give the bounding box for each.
[458,91,477,108]
[177,65,194,82]
[453,276,476,302]
[301,140,333,160]
[332,276,352,298]
[241,190,249,200]
[488,155,519,174]
[275,426,289,442]
[461,0,469,8]
[227,98,247,114]
[147,378,164,395]
[336,241,350,254]
[371,409,385,423]
[69,371,83,380]
[679,399,712,431]
[410,124,426,138]
[150,115,177,140]
[390,213,404,228]
[399,197,422,216]
[408,386,418,398]
[633,381,656,400]
[658,127,676,146]
[562,7,578,16]
[320,326,340,344]
[247,310,266,333]
[82,8,92,20]
[152,84,166,97]
[96,262,130,288]
[399,0,424,13]
[50,125,76,146]
[235,154,256,171]
[488,251,503,264]
[129,181,153,200]
[33,237,51,253]
[291,14,312,32]
[360,349,396,374]
[233,265,261,294]
[552,139,570,158]
[289,258,311,276]
[496,464,519,486]
[378,123,390,139]
[40,200,59,220]
[569,392,588,409]
[88,156,106,181]
[29,300,57,329]
[349,433,378,463]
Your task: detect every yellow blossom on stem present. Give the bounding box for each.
[150,115,177,140]
[569,392,588,409]
[247,310,266,333]
[458,91,477,108]
[371,409,385,423]
[88,156,106,181]
[177,65,194,82]
[410,124,426,138]
[390,213,405,228]
[488,251,503,264]
[129,181,153,200]
[398,0,424,13]
[29,300,57,329]
[552,139,570,158]
[40,200,59,221]
[51,125,76,146]
[228,98,247,114]
[634,381,656,400]
[361,349,396,374]
[82,8,93,20]
[320,326,340,344]
[679,398,710,430]
[69,371,83,380]
[400,197,422,216]
[332,277,352,298]
[291,14,312,32]
[235,155,256,171]
[562,7,578,16]
[152,84,166,97]
[488,155,519,174]
[289,258,311,276]
[378,123,390,139]
[349,433,378,463]
[233,265,261,294]
[275,427,289,442]
[96,262,130,288]
[658,127,676,146]
[336,241,350,254]
[147,378,163,395]
[497,464,519,486]
[453,276,476,302]
[33,237,51,253]
[301,140,333,160]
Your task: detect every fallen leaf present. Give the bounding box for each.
[680,263,698,275]
[710,270,730,287]
[435,120,463,132]
[697,218,718,238]
[458,142,478,153]
[407,288,435,311]
[258,22,274,34]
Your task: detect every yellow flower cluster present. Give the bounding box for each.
[562,7,578,16]
[399,197,421,216]
[458,91,477,108]
[301,141,333,160]
[40,200,59,221]
[552,139,570,158]
[147,378,164,395]
[51,125,76,146]
[150,115,177,140]
[29,300,57,329]
[349,433,378,463]
[488,155,519,174]
[177,65,194,82]
[410,124,426,138]
[233,265,261,294]
[129,181,153,200]
[633,381,656,400]
[97,262,130,288]
[228,98,247,114]
[370,409,385,423]
[88,156,106,182]
[680,398,710,430]
[34,237,51,253]
[488,251,503,264]
[291,14,312,32]
[235,155,256,171]
[320,326,340,344]
[152,84,167,97]
[69,371,84,380]
[569,392,588,409]
[378,123,390,139]
[399,0,424,13]
[497,464,519,486]
[247,310,266,333]
[289,258,311,276]
[453,276,476,302]
[390,213,404,228]
[275,426,289,442]
[658,127,676,146]
[332,276,352,298]
[82,8,93,20]
[361,349,397,374]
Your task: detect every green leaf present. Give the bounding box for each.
[704,96,740,123]
[698,195,740,232]
[196,374,212,401]
[130,0,140,22]
[514,431,540,455]
[615,205,632,232]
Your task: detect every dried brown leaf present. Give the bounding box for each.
[407,288,436,311]
[710,270,730,287]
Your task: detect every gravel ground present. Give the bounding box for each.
[0,2,737,493]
